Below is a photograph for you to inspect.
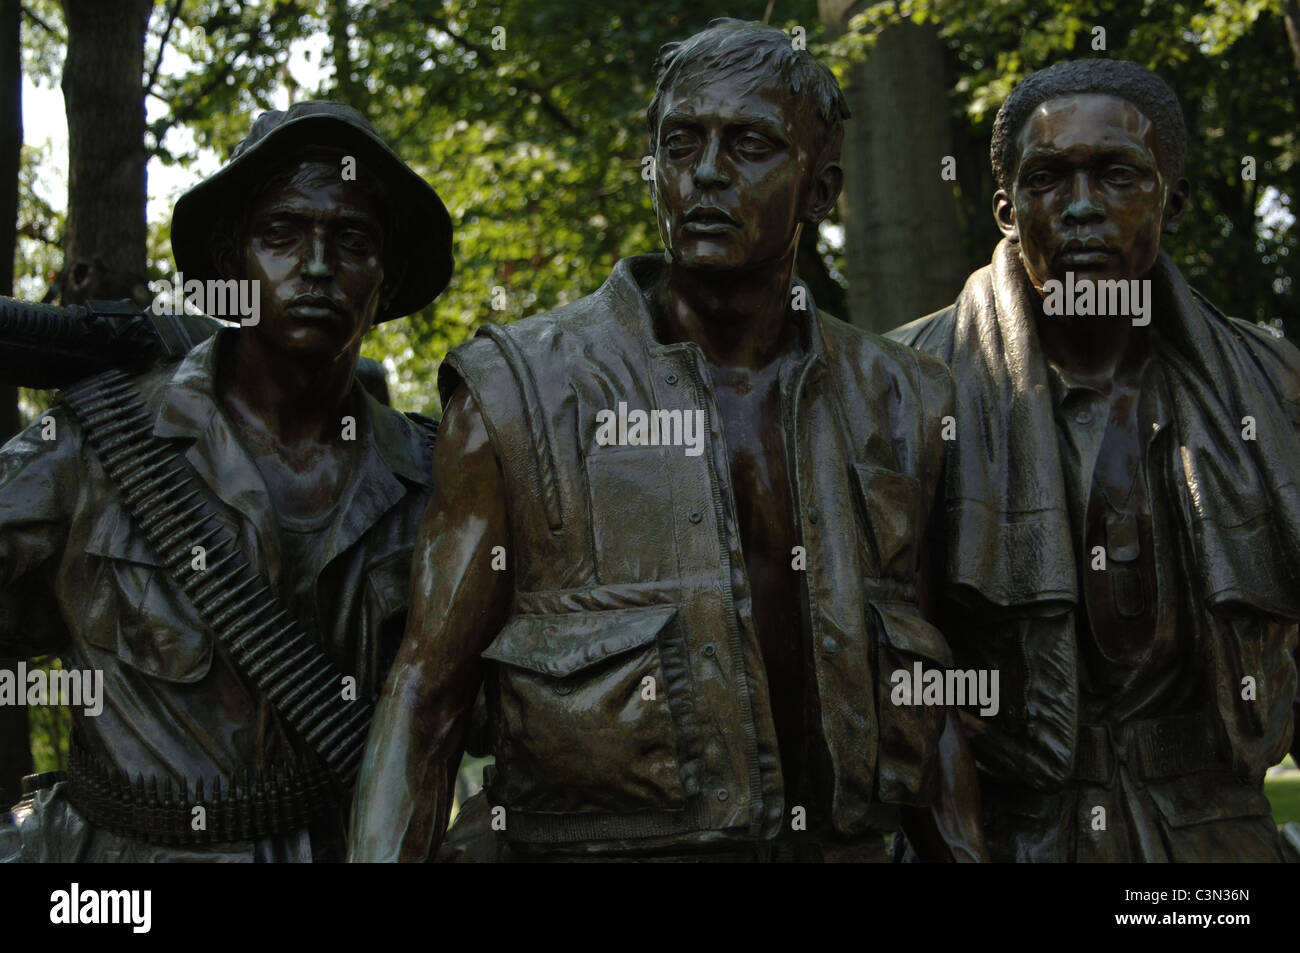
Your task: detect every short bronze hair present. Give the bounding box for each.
[647,18,851,162]
[991,58,1188,192]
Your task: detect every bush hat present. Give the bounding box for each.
[171,100,453,322]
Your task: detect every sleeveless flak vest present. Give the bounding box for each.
[439,255,957,853]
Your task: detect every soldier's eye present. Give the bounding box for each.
[339,229,377,254]
[1104,166,1138,185]
[663,131,696,156]
[261,223,296,245]
[1024,170,1059,189]
[735,134,773,158]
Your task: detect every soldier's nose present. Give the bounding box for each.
[302,232,332,278]
[1061,174,1104,224]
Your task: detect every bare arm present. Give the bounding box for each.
[348,386,513,862]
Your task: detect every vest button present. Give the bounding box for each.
[808,506,819,525]
[688,510,703,524]
[822,636,837,653]
[716,789,729,802]
[665,372,679,385]
[701,643,716,658]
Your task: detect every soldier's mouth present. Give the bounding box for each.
[1057,238,1116,268]
[683,205,738,234]
[286,295,345,319]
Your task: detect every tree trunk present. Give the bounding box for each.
[59,0,152,306]
[818,5,967,332]
[1283,0,1300,80]
[0,0,28,808]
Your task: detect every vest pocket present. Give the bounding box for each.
[872,599,954,807]
[80,501,213,683]
[482,603,688,814]
[852,464,920,580]
[582,447,679,584]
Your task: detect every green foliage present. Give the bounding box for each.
[14,141,63,301]
[1266,757,1300,824]
[830,0,1300,338]
[26,658,71,774]
[145,0,316,166]
[18,0,64,87]
[329,0,822,410]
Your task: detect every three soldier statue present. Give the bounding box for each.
[2,21,1297,864]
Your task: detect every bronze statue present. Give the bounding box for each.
[0,101,452,861]
[350,19,986,862]
[890,59,1300,861]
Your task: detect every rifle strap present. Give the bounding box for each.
[60,368,374,788]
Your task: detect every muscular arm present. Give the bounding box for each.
[348,386,513,862]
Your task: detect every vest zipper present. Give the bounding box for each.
[683,350,764,834]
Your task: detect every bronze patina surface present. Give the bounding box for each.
[349,19,986,863]
[0,102,448,861]
[890,60,1300,861]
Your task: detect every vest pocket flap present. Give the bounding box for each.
[83,501,163,566]
[80,501,213,681]
[1147,776,1272,828]
[852,464,920,579]
[482,604,678,678]
[870,601,953,668]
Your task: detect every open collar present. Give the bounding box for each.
[148,329,428,583]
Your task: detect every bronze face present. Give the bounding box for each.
[651,73,833,275]
[241,160,390,363]
[994,92,1188,294]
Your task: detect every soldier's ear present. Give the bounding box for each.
[378,257,407,313]
[213,238,240,281]
[804,159,843,224]
[993,189,1018,242]
[1162,177,1190,236]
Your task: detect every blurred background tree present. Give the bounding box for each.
[3,0,1297,804]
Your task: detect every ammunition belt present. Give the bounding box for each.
[66,739,336,846]
[60,369,374,786]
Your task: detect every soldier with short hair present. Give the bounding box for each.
[350,19,985,863]
[891,59,1300,861]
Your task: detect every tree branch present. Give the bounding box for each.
[1283,0,1300,80]
[147,3,295,155]
[20,3,63,42]
[144,0,183,98]
[427,15,580,135]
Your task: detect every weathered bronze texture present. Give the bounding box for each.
[349,19,986,863]
[0,101,445,861]
[890,60,1300,861]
